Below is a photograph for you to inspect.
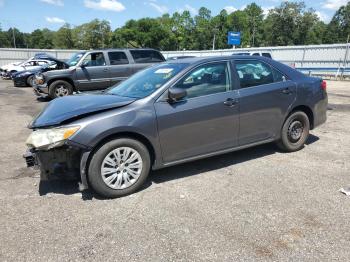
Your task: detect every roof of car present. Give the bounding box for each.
[165,55,270,64]
[165,55,306,80]
[90,48,161,52]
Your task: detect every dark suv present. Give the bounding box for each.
[33,48,165,99]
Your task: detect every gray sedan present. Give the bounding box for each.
[24,56,328,198]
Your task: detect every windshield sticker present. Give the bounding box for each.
[155,68,173,74]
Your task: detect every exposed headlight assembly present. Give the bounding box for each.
[26,126,80,150]
[35,73,45,85]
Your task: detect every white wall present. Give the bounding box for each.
[1,44,349,75]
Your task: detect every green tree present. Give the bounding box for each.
[244,3,264,47]
[0,24,11,47]
[54,24,75,49]
[227,10,250,47]
[324,2,350,43]
[193,7,212,50]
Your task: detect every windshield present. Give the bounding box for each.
[107,63,188,99]
[66,52,85,66]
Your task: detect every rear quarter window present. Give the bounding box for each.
[130,50,165,63]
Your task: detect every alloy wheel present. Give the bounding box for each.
[55,85,69,97]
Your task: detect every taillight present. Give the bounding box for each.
[321,80,326,91]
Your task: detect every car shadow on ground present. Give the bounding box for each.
[38,134,319,200]
[36,96,51,102]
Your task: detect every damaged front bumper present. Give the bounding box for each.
[32,83,49,97]
[23,143,91,190]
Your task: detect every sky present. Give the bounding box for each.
[0,0,348,33]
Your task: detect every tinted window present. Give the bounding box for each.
[174,62,230,99]
[272,68,286,82]
[252,53,260,56]
[262,53,272,58]
[82,52,106,67]
[235,60,274,88]
[130,50,165,63]
[108,52,129,65]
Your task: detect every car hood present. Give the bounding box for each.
[29,94,136,128]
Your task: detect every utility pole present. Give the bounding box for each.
[12,27,16,48]
[212,33,216,50]
[212,27,218,50]
[342,34,350,79]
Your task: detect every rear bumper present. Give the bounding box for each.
[313,92,328,129]
[13,77,28,87]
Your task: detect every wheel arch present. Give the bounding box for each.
[289,105,314,129]
[80,131,157,189]
[48,78,76,91]
[87,131,156,167]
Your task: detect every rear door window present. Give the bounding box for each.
[272,68,286,82]
[108,52,129,65]
[234,60,274,88]
[130,50,165,63]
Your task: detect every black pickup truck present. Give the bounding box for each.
[33,48,165,99]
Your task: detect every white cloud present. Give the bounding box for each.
[240,5,247,10]
[322,0,348,10]
[186,4,197,14]
[179,4,197,15]
[149,2,168,14]
[224,6,237,14]
[316,11,331,22]
[84,0,125,12]
[46,16,65,23]
[40,0,64,6]
[262,6,274,16]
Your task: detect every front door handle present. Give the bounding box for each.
[282,88,292,94]
[103,68,109,72]
[224,98,238,107]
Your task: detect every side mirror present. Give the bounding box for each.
[168,87,187,103]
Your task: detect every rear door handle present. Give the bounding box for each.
[282,88,292,94]
[103,68,109,72]
[224,98,238,107]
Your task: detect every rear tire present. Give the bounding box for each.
[277,111,310,152]
[26,75,34,87]
[48,80,73,99]
[88,138,151,198]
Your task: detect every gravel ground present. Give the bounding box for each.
[0,79,349,261]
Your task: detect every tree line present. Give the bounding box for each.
[0,1,349,50]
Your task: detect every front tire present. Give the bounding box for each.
[88,138,151,198]
[48,80,73,99]
[277,111,310,152]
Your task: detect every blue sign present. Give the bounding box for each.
[228,31,241,45]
